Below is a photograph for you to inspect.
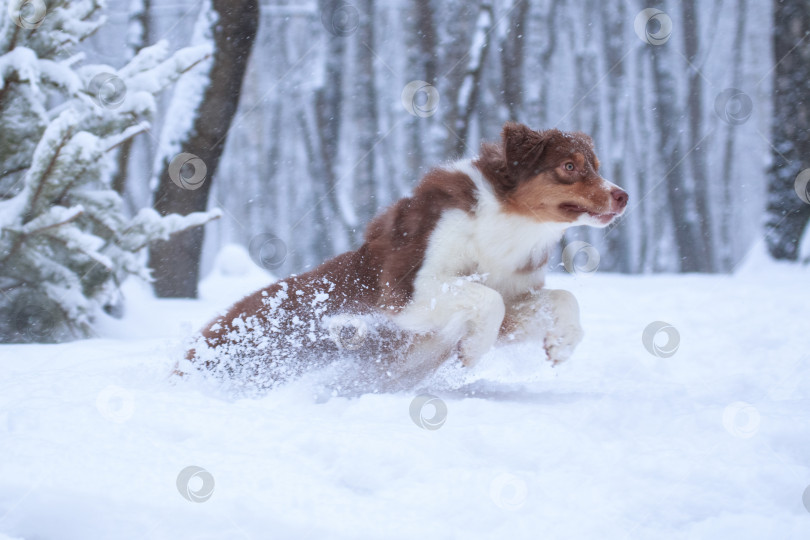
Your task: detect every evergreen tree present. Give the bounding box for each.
[0,0,217,342]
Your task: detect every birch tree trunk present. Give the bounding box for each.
[449,1,493,157]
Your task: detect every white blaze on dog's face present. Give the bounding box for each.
[497,124,628,228]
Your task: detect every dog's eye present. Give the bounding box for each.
[564,162,575,171]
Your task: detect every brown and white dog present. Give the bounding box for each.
[183,123,627,389]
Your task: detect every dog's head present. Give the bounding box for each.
[477,122,628,228]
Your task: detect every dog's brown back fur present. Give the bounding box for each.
[186,168,477,380]
[365,168,477,307]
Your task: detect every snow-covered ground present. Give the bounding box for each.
[1,244,809,539]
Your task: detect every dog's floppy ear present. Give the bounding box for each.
[502,122,550,183]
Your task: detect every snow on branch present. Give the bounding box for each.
[151,0,217,182]
[121,207,222,251]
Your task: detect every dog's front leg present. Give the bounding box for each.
[542,289,584,365]
[396,279,505,367]
[452,282,507,365]
[501,289,584,365]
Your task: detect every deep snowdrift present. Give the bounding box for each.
[1,245,809,539]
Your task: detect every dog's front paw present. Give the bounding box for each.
[542,289,584,365]
[458,330,496,366]
[543,323,584,365]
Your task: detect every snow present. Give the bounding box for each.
[1,243,808,539]
[125,42,213,95]
[123,207,222,248]
[0,47,80,95]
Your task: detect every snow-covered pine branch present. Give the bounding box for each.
[149,0,216,185]
[0,0,218,342]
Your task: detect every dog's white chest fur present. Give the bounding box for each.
[414,160,567,300]
[392,159,572,361]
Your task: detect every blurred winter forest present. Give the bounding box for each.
[93,0,808,283]
[4,0,810,308]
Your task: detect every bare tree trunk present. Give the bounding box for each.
[719,0,748,269]
[765,0,810,260]
[601,0,631,272]
[537,0,559,125]
[315,0,351,243]
[352,0,379,241]
[297,106,333,264]
[648,3,711,272]
[148,0,259,298]
[571,0,598,133]
[501,0,529,122]
[404,0,437,179]
[682,0,716,271]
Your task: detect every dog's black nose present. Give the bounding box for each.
[611,189,629,208]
